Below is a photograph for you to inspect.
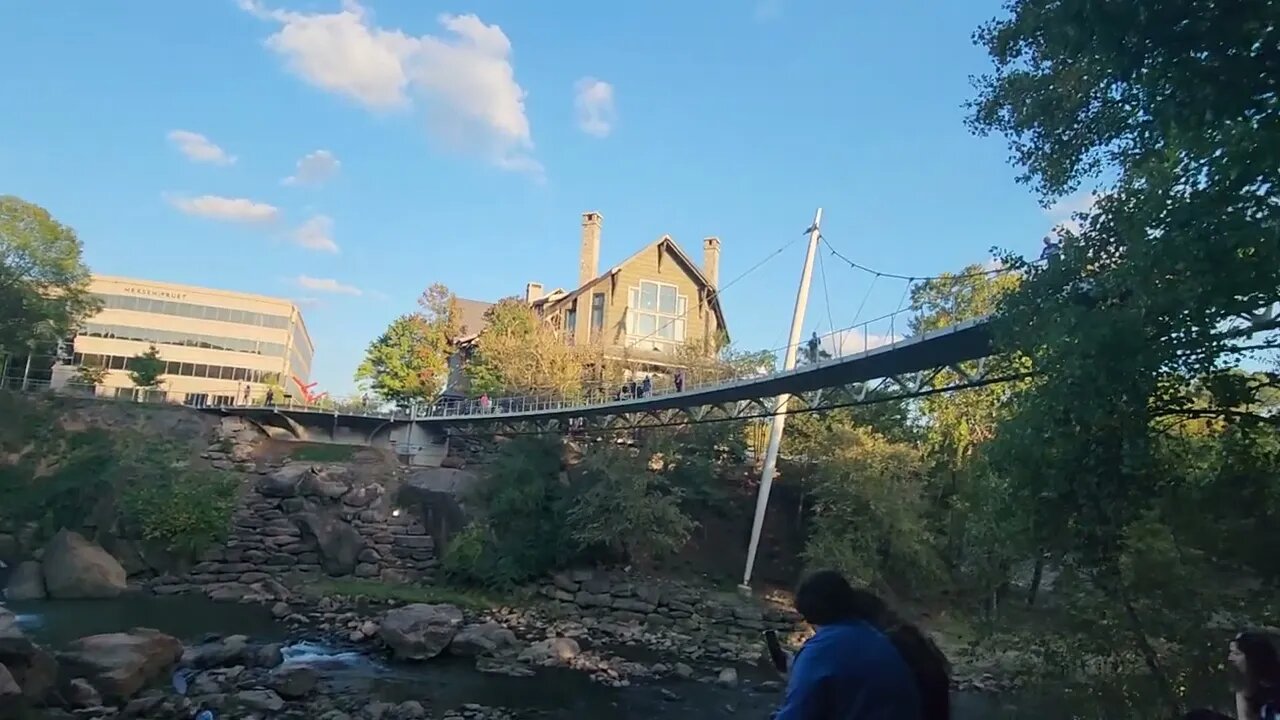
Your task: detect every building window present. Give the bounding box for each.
[627,281,686,346]
[79,322,287,357]
[564,302,577,341]
[93,293,291,329]
[590,293,605,336]
[71,352,271,384]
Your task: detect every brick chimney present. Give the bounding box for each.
[525,282,544,303]
[703,236,721,289]
[580,211,602,288]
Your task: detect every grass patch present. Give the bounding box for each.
[287,443,361,463]
[301,577,528,611]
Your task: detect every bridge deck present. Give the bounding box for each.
[216,316,994,426]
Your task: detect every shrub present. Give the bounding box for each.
[120,464,239,558]
[803,426,941,590]
[443,436,575,588]
[568,443,696,567]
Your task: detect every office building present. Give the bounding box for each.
[52,275,314,406]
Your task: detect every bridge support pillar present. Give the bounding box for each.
[740,207,823,591]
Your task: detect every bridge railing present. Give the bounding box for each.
[0,305,958,420]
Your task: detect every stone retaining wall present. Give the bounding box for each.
[159,418,439,595]
[537,569,801,638]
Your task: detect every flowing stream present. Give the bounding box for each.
[4,595,1076,719]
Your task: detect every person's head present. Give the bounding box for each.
[1230,631,1280,692]
[793,570,886,627]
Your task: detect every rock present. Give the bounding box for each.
[58,628,183,703]
[257,464,311,498]
[449,622,519,658]
[517,637,580,666]
[300,469,349,500]
[271,602,291,619]
[475,657,535,678]
[256,643,284,668]
[393,700,428,719]
[0,664,20,704]
[66,677,102,708]
[0,617,57,705]
[235,688,285,712]
[183,635,249,669]
[716,667,739,687]
[41,530,128,599]
[674,662,694,679]
[5,561,46,601]
[379,604,464,660]
[268,665,317,698]
[0,534,18,563]
[296,513,364,576]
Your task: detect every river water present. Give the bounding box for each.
[3,595,1069,719]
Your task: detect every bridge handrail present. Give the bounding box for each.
[4,310,989,421]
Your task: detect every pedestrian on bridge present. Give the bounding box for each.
[675,371,685,393]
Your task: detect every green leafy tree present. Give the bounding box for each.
[73,362,108,387]
[803,426,940,591]
[970,1,1280,712]
[442,436,575,588]
[355,313,449,406]
[127,345,165,389]
[0,196,99,355]
[464,298,584,398]
[568,443,696,567]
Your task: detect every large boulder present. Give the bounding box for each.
[257,464,313,498]
[300,466,352,500]
[0,612,57,704]
[5,561,46,601]
[449,622,520,658]
[378,604,464,660]
[57,628,182,703]
[296,513,363,576]
[41,530,128,599]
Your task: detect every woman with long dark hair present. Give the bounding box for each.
[776,569,951,720]
[1181,632,1280,720]
[1230,631,1280,720]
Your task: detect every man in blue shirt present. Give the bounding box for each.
[775,571,942,720]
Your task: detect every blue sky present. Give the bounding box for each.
[0,0,1081,395]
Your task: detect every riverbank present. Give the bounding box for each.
[4,593,1040,720]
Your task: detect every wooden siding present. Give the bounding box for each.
[541,239,722,364]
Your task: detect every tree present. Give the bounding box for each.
[0,196,99,355]
[73,363,107,387]
[464,298,584,398]
[909,268,1031,594]
[803,426,939,592]
[970,1,1280,712]
[355,314,449,406]
[127,345,165,389]
[568,443,696,567]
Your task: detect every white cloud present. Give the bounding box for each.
[295,274,362,295]
[243,1,538,174]
[283,149,341,186]
[169,194,279,223]
[293,215,339,253]
[167,130,236,165]
[1045,191,1101,237]
[573,77,615,138]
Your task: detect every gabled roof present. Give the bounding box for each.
[537,234,729,341]
[453,297,494,343]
